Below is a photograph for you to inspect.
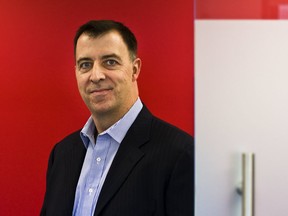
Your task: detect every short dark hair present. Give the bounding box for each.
[74,20,138,60]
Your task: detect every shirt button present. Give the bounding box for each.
[88,188,93,194]
[96,157,101,163]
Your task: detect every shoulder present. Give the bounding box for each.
[51,130,84,157]
[57,130,82,144]
[138,112,194,179]
[138,105,194,147]
[150,116,194,150]
[46,130,86,170]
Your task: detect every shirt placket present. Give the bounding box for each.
[82,134,110,215]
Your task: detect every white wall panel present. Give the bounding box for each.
[195,20,288,216]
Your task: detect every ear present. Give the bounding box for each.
[132,58,141,81]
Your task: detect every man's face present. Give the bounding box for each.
[75,31,141,120]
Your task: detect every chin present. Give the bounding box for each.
[90,103,115,115]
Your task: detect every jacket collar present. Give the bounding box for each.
[94,105,153,216]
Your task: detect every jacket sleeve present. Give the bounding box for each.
[165,142,194,216]
[40,144,57,216]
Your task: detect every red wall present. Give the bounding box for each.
[0,0,194,215]
[196,0,288,19]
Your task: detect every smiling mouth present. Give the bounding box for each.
[90,88,112,95]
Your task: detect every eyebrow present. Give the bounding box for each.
[76,54,122,65]
[76,57,92,66]
[101,53,122,62]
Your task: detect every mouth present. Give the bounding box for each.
[89,88,112,96]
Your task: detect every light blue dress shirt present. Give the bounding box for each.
[72,98,143,216]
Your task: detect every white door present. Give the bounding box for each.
[195,20,288,216]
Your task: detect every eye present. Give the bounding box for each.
[104,59,118,67]
[78,62,93,71]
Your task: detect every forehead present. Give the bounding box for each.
[75,31,129,59]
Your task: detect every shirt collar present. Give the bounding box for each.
[80,98,143,148]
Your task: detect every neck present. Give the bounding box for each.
[92,99,138,133]
[92,113,120,134]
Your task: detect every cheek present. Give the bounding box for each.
[76,78,83,91]
[116,69,134,83]
[76,75,88,90]
[114,77,131,94]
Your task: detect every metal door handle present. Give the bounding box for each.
[237,153,255,216]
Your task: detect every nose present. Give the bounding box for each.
[90,63,105,83]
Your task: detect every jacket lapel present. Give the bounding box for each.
[94,106,152,216]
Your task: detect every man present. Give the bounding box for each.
[41,20,194,216]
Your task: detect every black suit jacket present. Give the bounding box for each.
[41,106,194,216]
